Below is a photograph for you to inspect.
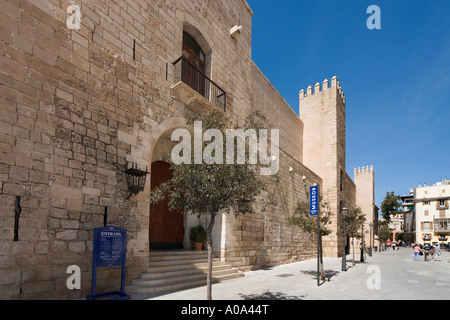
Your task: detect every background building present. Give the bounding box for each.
[413,181,450,245]
[401,190,415,236]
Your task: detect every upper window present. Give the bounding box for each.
[183,32,205,66]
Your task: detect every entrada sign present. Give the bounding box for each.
[87,226,130,300]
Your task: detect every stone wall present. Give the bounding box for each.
[0,0,326,299]
[215,61,322,270]
[354,165,376,248]
[299,78,355,257]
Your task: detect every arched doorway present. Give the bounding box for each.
[150,161,184,249]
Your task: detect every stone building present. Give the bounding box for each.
[0,0,375,299]
[409,181,450,245]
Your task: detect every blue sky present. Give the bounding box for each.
[246,0,450,209]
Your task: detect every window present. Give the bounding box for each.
[424,210,429,216]
[434,218,450,231]
[424,201,429,205]
[439,199,445,207]
[183,32,205,69]
[422,221,432,232]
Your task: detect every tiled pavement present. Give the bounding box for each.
[132,247,450,300]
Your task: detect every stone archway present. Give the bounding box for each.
[146,117,227,254]
[147,117,189,250]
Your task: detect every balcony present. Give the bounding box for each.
[170,57,226,113]
[434,218,450,233]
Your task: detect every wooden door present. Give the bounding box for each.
[150,161,184,249]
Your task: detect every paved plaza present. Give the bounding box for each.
[132,247,450,300]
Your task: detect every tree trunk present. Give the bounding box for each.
[206,214,216,300]
[352,237,355,265]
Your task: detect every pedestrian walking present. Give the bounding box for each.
[434,244,442,261]
[414,244,421,260]
[430,246,435,261]
[424,244,430,261]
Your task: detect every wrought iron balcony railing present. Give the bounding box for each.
[173,57,226,112]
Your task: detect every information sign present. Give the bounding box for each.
[86,226,130,300]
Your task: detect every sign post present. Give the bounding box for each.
[310,185,320,286]
[86,226,131,300]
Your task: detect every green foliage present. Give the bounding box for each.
[395,232,413,243]
[338,207,366,239]
[288,196,333,237]
[150,109,275,300]
[190,225,207,243]
[378,223,391,242]
[149,110,269,219]
[380,191,402,222]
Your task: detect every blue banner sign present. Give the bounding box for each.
[87,226,130,300]
[310,185,319,216]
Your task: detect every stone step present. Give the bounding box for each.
[126,272,243,295]
[131,268,240,287]
[148,257,221,268]
[149,250,209,257]
[126,250,244,296]
[149,250,210,260]
[146,260,229,273]
[142,264,232,279]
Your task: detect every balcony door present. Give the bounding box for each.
[182,31,207,97]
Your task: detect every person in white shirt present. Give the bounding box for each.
[434,244,442,261]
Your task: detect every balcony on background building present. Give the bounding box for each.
[434,218,450,233]
[170,56,226,113]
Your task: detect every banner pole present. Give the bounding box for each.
[317,212,320,286]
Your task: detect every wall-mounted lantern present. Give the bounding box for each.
[125,162,148,198]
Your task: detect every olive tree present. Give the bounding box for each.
[150,109,273,300]
[288,196,333,281]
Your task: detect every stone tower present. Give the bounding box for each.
[299,76,349,258]
[354,166,377,248]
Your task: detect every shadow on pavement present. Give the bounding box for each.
[300,269,340,280]
[239,290,304,300]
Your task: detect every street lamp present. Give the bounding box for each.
[341,206,348,271]
[369,222,373,257]
[360,223,365,262]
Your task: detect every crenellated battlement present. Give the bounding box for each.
[354,165,374,176]
[299,76,346,104]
